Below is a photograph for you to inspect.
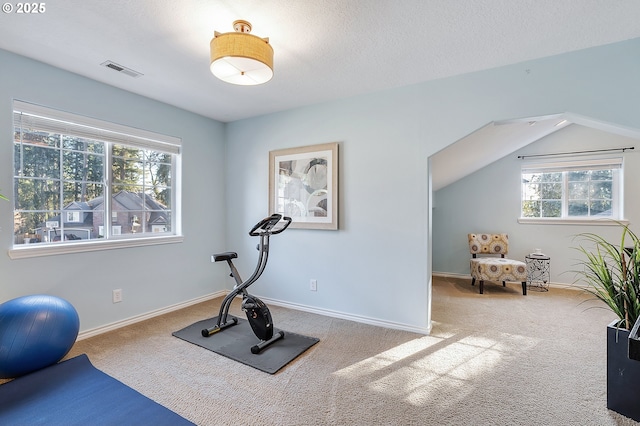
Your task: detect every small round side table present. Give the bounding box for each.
[525,254,550,291]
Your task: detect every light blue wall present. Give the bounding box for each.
[225,98,431,330]
[433,124,640,284]
[0,49,229,332]
[1,37,639,335]
[225,38,640,331]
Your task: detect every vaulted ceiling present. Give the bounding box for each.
[430,114,640,191]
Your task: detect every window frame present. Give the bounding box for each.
[9,100,183,259]
[518,156,625,226]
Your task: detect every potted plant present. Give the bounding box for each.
[574,224,640,421]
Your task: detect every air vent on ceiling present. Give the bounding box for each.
[100,60,143,78]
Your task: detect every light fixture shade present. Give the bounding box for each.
[210,20,274,86]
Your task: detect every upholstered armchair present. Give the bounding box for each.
[468,233,527,295]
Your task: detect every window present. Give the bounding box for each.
[520,157,622,222]
[66,211,81,223]
[11,100,182,257]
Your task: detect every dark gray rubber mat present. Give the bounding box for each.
[172,316,319,374]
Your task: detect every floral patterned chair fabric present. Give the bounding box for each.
[468,233,527,295]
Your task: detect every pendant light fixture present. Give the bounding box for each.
[210,20,274,86]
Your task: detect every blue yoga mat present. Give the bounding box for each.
[0,354,194,426]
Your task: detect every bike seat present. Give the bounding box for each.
[213,252,238,262]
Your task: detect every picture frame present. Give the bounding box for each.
[269,142,338,230]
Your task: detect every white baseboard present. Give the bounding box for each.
[77,289,433,341]
[260,296,432,335]
[76,273,586,342]
[77,290,226,341]
[432,271,470,280]
[431,271,584,291]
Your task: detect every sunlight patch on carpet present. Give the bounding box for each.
[333,335,444,379]
[333,327,540,407]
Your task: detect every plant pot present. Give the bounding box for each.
[607,320,640,421]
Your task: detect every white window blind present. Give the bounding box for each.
[522,157,623,173]
[13,100,181,154]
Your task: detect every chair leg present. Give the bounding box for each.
[502,281,506,287]
[479,280,484,294]
[471,277,476,286]
[522,282,527,295]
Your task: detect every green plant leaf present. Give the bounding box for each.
[573,223,640,330]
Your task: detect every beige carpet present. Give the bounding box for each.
[55,277,640,424]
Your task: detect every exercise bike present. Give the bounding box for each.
[202,213,292,354]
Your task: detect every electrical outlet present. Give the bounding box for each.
[112,289,123,303]
[310,279,317,291]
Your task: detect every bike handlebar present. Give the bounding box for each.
[249,214,293,236]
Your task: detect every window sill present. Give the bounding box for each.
[518,217,629,226]
[8,235,184,259]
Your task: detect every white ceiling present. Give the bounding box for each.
[1,0,640,123]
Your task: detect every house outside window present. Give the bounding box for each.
[11,100,182,258]
[520,157,623,222]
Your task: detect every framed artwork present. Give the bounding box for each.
[269,142,338,230]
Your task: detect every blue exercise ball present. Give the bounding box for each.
[0,294,80,378]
